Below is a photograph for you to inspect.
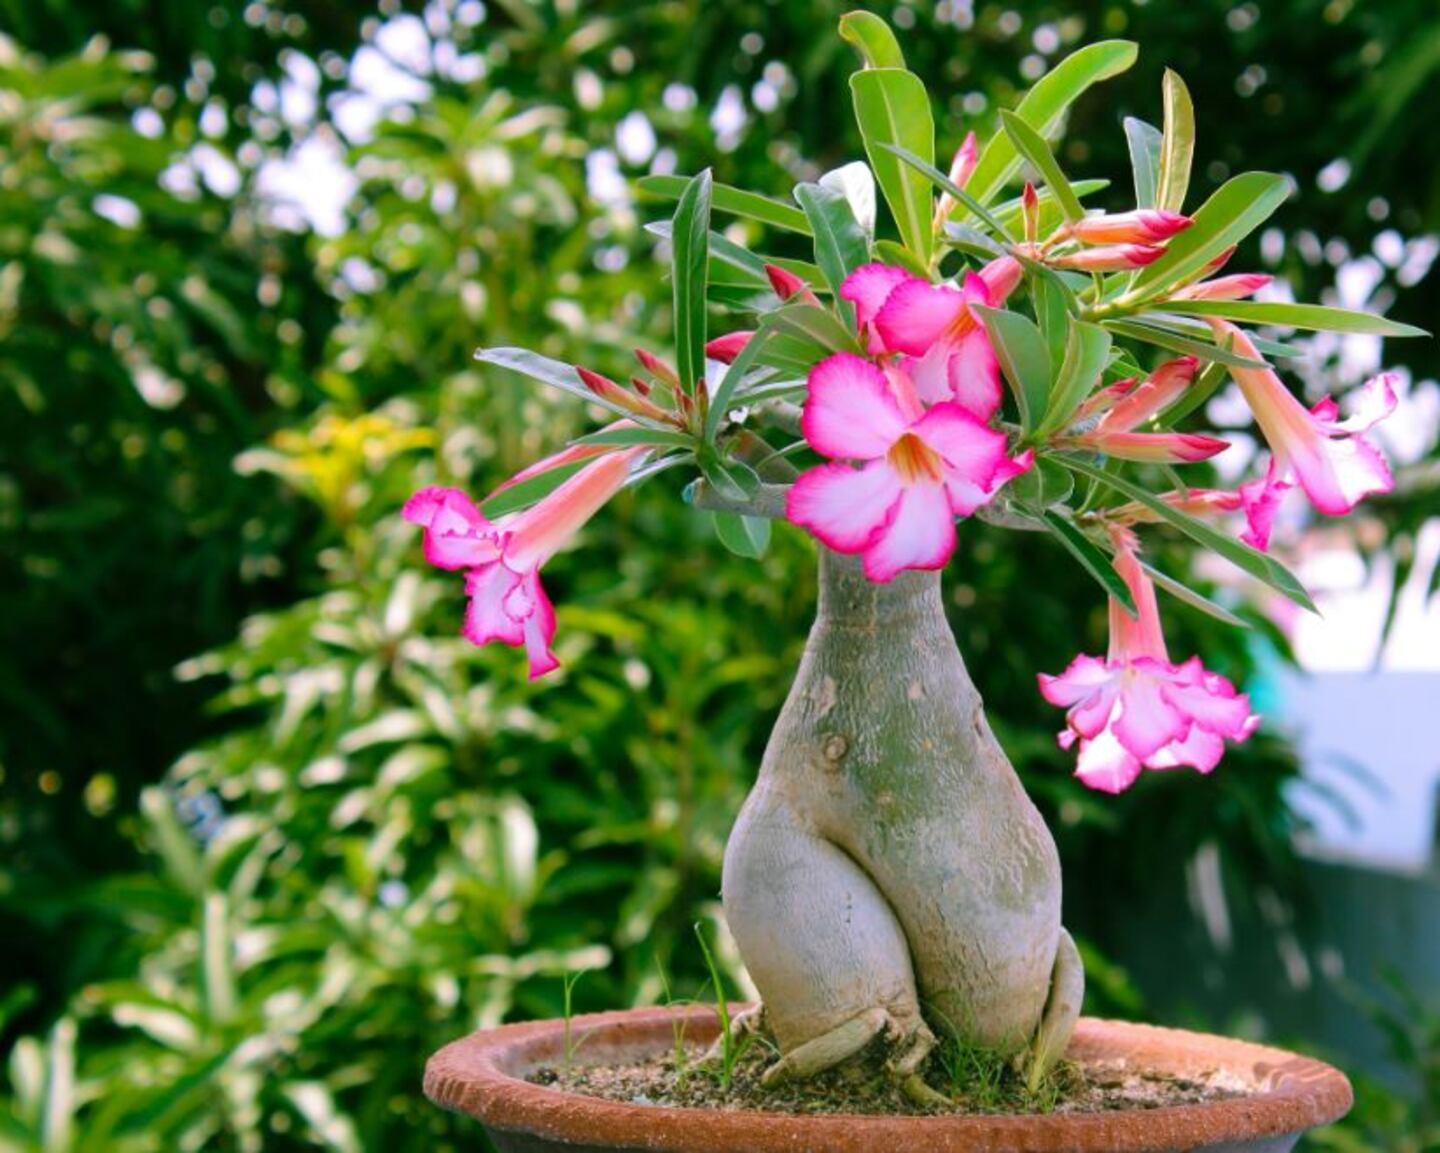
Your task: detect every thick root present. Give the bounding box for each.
[1020,927,1085,1093]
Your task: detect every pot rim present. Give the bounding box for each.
[424,1004,1353,1152]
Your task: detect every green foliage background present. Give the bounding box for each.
[1,1,1437,1149]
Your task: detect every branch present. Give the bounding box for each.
[690,481,791,520]
[751,400,803,437]
[975,502,1046,532]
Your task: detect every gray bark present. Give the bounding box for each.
[722,548,1077,1077]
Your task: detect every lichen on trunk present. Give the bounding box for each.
[721,547,1082,1090]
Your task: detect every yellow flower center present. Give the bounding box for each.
[887,432,945,485]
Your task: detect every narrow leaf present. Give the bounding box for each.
[966,41,1139,206]
[794,182,870,327]
[1162,299,1429,338]
[482,458,588,518]
[475,348,636,419]
[672,170,713,394]
[850,68,935,263]
[638,174,810,235]
[1141,561,1251,629]
[1124,117,1162,209]
[1040,511,1137,614]
[1131,172,1291,295]
[882,142,1013,240]
[1100,318,1270,369]
[999,109,1084,222]
[1156,70,1195,213]
[972,305,1052,431]
[1157,359,1228,428]
[706,320,777,441]
[1060,455,1317,612]
[571,426,695,450]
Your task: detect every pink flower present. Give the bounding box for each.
[1038,533,1258,793]
[705,331,755,364]
[786,354,1031,582]
[1108,482,1284,554]
[842,257,1021,419]
[405,449,640,678]
[1066,210,1192,245]
[1050,244,1165,271]
[1209,319,1397,516]
[1067,357,1228,463]
[1172,273,1273,302]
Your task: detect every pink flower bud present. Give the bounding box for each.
[1069,210,1192,245]
[704,331,754,364]
[1051,244,1165,271]
[1173,274,1274,302]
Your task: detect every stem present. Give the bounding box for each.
[690,480,790,520]
[750,400,803,437]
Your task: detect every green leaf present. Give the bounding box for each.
[712,512,771,559]
[638,174,810,235]
[850,68,935,264]
[1039,510,1137,614]
[705,321,775,442]
[1140,561,1251,629]
[1060,455,1317,613]
[794,182,870,327]
[966,40,1139,206]
[998,108,1084,222]
[672,169,713,394]
[1039,321,1112,437]
[1100,318,1271,369]
[648,221,827,295]
[476,347,637,419]
[1156,70,1195,213]
[838,10,906,68]
[699,450,761,502]
[768,303,859,352]
[1124,117,1162,209]
[1008,457,1074,508]
[881,142,1013,240]
[481,458,588,517]
[1131,172,1291,295]
[873,238,931,278]
[972,305,1052,431]
[1161,299,1429,337]
[1032,274,1074,368]
[571,426,696,450]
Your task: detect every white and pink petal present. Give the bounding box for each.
[785,461,903,553]
[802,354,909,461]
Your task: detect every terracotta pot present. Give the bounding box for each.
[424,1004,1352,1153]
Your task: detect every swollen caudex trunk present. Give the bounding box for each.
[722,548,1082,1089]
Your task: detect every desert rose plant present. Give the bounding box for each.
[406,12,1422,1103]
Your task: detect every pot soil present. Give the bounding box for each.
[424,1004,1352,1152]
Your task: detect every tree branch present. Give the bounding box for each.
[690,481,791,520]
